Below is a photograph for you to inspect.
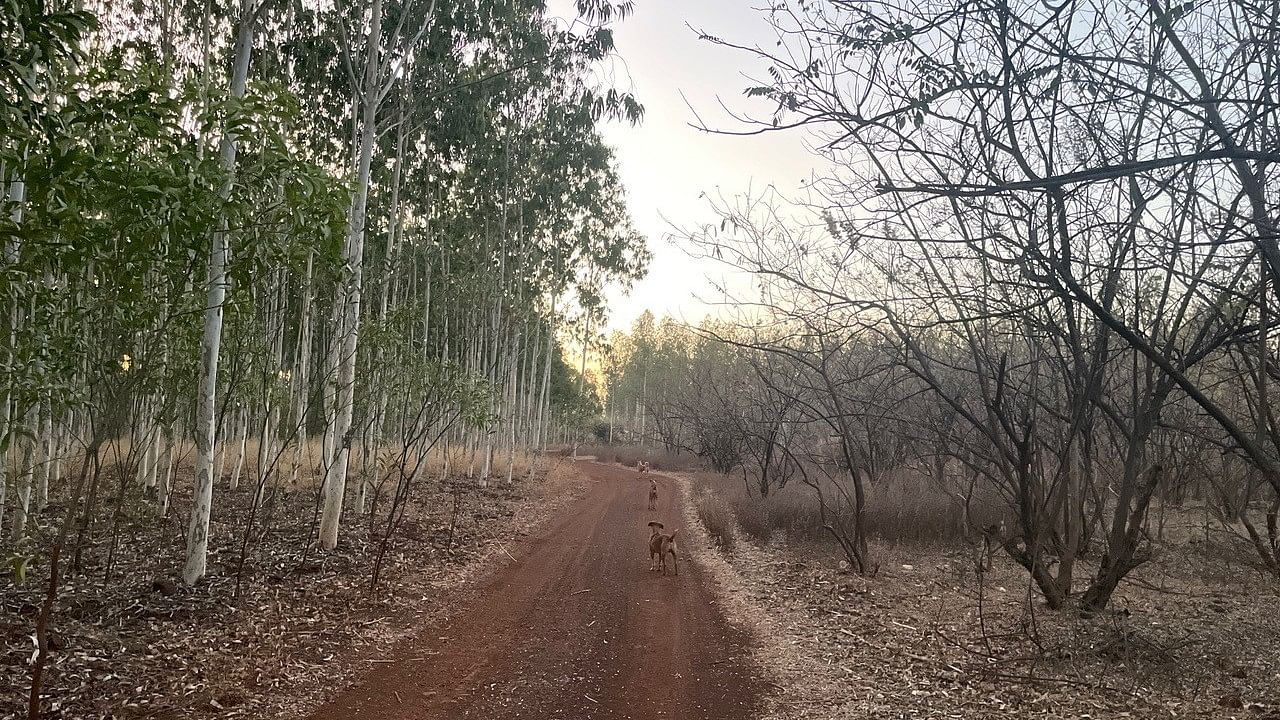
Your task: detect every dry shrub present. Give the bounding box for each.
[689,472,818,543]
[693,487,737,552]
[77,436,543,503]
[735,489,817,542]
[692,468,1010,547]
[860,475,976,545]
[578,444,617,464]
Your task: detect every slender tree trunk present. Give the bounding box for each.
[157,424,175,517]
[230,407,248,491]
[320,0,383,550]
[537,297,556,451]
[184,2,254,586]
[13,410,37,539]
[291,252,315,488]
[1,169,23,536]
[35,400,51,513]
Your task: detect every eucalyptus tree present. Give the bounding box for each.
[2,0,97,547]
[2,0,648,611]
[603,312,649,441]
[183,0,267,585]
[253,0,650,546]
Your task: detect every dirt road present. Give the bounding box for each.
[305,460,763,720]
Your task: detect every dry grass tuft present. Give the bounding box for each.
[692,487,738,552]
[690,469,1009,546]
[60,435,545,498]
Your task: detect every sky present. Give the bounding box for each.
[567,1,821,333]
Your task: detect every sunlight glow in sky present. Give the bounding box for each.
[578,1,821,332]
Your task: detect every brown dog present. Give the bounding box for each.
[647,521,679,575]
[647,478,658,510]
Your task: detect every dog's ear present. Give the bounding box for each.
[647,521,664,529]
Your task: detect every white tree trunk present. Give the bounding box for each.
[214,415,228,485]
[290,252,315,488]
[230,407,248,491]
[157,424,175,517]
[255,405,275,508]
[137,401,156,489]
[49,410,68,507]
[141,432,158,489]
[506,356,517,484]
[537,297,556,452]
[319,0,383,550]
[35,399,51,513]
[183,3,254,586]
[1,169,25,536]
[481,429,493,483]
[12,411,36,539]
[571,311,591,459]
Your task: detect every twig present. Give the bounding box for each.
[572,588,591,595]
[980,670,1119,692]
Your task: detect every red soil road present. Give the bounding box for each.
[305,460,764,720]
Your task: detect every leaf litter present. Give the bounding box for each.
[1,460,588,720]
[673,473,1280,720]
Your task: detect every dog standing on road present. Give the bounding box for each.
[647,521,679,575]
[647,478,658,510]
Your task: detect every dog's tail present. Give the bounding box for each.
[669,529,679,541]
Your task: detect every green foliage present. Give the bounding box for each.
[1,0,96,136]
[0,39,350,426]
[8,552,33,585]
[548,348,600,422]
[0,0,648,509]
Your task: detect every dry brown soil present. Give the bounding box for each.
[305,460,763,720]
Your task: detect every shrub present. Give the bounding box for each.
[692,468,1012,548]
[591,421,613,443]
[693,488,737,552]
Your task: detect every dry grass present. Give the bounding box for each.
[720,538,1280,719]
[676,470,1280,719]
[689,469,1009,547]
[692,487,738,552]
[49,435,543,499]
[2,444,586,720]
[673,462,1280,718]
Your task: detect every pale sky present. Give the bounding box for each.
[578,2,821,332]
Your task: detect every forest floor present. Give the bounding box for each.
[1,456,588,720]
[679,472,1280,720]
[12,458,1279,720]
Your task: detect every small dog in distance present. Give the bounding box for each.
[648,478,658,510]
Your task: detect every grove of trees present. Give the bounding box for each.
[4,0,643,710]
[606,0,1280,614]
